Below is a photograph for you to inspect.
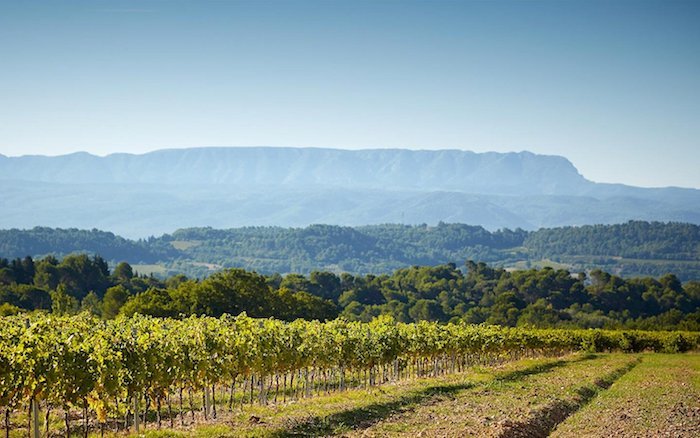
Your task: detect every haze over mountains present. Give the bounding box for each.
[2,147,699,238]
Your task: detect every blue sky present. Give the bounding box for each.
[1,0,699,188]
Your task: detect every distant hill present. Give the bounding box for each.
[1,147,699,237]
[0,227,175,263]
[1,221,699,281]
[0,148,588,194]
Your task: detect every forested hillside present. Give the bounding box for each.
[524,222,700,280]
[0,226,175,262]
[525,222,700,260]
[162,223,528,274]
[1,221,699,280]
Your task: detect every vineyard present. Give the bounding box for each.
[1,314,698,437]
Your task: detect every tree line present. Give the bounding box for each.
[523,221,700,261]
[1,221,699,279]
[1,254,698,330]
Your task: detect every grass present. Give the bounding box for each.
[130,263,168,276]
[105,354,585,438]
[11,353,696,437]
[351,353,638,437]
[170,240,202,250]
[130,353,608,438]
[551,353,700,437]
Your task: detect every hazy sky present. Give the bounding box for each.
[1,0,699,188]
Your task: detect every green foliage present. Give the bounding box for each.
[81,291,102,316]
[3,221,700,280]
[112,261,134,282]
[525,221,700,261]
[50,285,79,315]
[0,283,51,310]
[102,285,130,319]
[1,312,697,434]
[0,226,176,262]
[119,269,339,321]
[0,248,699,328]
[0,303,22,316]
[408,299,445,321]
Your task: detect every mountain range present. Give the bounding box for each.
[2,147,699,238]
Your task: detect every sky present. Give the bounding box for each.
[1,0,699,188]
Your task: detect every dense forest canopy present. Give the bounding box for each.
[1,253,698,331]
[523,221,700,261]
[1,221,699,280]
[0,226,175,263]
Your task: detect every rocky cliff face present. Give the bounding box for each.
[1,147,698,238]
[0,147,590,195]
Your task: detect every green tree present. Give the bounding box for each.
[279,274,313,294]
[517,299,565,328]
[119,288,180,318]
[50,284,79,315]
[33,255,60,290]
[112,261,134,283]
[486,292,524,326]
[309,271,342,301]
[102,285,130,319]
[408,299,445,321]
[81,291,103,316]
[193,268,272,317]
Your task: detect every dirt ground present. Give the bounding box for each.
[551,353,700,438]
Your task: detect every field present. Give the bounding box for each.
[129,263,168,276]
[120,353,693,437]
[2,353,699,436]
[551,353,700,437]
[3,314,698,437]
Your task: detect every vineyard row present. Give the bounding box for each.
[1,313,698,436]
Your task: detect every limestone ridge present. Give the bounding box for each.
[0,148,589,195]
[1,147,698,237]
